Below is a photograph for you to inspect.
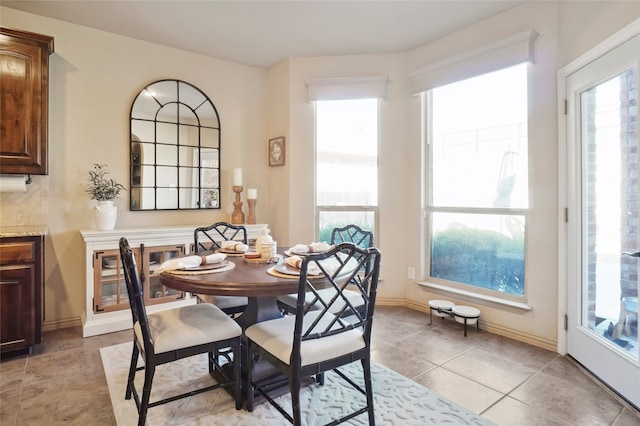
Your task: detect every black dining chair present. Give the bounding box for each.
[245,242,382,425]
[277,224,374,317]
[330,223,374,249]
[119,237,242,426]
[194,222,249,316]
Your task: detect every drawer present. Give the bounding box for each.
[0,242,35,264]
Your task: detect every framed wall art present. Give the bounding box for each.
[269,136,285,166]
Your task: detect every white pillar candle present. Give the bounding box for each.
[232,168,243,186]
[247,188,257,199]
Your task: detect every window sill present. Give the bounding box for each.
[415,281,532,311]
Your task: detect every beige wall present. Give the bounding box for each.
[1,7,268,326]
[2,2,639,350]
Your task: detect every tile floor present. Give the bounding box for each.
[1,306,639,425]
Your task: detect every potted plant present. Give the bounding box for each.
[86,164,125,230]
[86,163,125,201]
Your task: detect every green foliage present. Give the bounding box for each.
[431,226,524,295]
[318,221,374,243]
[86,163,126,201]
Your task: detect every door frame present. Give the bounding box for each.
[558,17,640,356]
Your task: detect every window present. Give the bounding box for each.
[426,63,528,296]
[315,99,378,242]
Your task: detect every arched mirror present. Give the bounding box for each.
[130,80,220,210]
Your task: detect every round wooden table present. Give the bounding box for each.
[159,253,298,329]
[160,252,309,403]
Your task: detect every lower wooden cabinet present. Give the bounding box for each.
[0,235,44,358]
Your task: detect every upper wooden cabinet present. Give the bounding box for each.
[0,28,54,175]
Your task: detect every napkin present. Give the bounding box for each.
[156,253,226,272]
[284,255,339,276]
[220,240,249,253]
[289,242,331,254]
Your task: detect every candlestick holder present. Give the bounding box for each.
[247,198,257,224]
[231,185,245,224]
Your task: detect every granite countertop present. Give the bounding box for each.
[0,225,48,238]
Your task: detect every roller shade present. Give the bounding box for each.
[410,30,538,94]
[306,76,389,101]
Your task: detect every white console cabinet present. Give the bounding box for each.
[81,224,267,337]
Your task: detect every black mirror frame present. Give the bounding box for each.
[129,79,221,211]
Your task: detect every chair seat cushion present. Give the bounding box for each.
[198,294,248,309]
[278,288,363,314]
[135,303,242,354]
[245,310,365,366]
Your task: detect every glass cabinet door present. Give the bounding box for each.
[143,244,185,305]
[93,249,136,313]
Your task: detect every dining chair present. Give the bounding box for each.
[277,224,374,317]
[194,222,249,316]
[245,242,382,425]
[119,237,242,426]
[330,223,374,249]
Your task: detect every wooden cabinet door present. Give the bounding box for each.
[93,249,135,313]
[0,264,36,352]
[143,244,185,305]
[92,244,185,313]
[0,28,53,175]
[0,236,42,356]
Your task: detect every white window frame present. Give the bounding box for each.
[413,31,538,310]
[312,95,381,243]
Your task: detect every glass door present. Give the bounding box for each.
[566,33,639,409]
[143,244,185,305]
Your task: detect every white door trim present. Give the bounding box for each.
[557,17,640,355]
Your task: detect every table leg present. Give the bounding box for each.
[214,296,290,408]
[235,296,283,330]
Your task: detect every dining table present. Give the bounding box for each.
[159,249,300,330]
[159,248,319,405]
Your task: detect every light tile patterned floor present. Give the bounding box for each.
[1,306,639,425]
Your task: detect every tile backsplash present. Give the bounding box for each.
[0,175,48,226]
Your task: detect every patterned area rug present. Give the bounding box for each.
[101,342,493,425]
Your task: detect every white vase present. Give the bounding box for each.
[95,201,117,231]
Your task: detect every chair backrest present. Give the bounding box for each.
[330,224,374,248]
[119,237,154,357]
[194,222,248,253]
[291,242,381,367]
[330,224,374,287]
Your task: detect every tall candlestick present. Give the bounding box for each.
[233,168,243,186]
[247,188,257,199]
[231,185,245,224]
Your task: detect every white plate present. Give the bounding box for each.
[275,263,301,275]
[274,263,323,277]
[181,260,230,271]
[216,249,246,256]
[284,250,309,257]
[102,259,118,269]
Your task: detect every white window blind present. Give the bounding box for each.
[409,30,538,94]
[306,76,388,101]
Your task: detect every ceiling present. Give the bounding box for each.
[2,0,525,69]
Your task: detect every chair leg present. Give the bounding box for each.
[208,346,216,374]
[246,340,254,412]
[362,357,375,425]
[138,364,155,426]
[233,340,242,410]
[125,343,139,400]
[291,372,302,426]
